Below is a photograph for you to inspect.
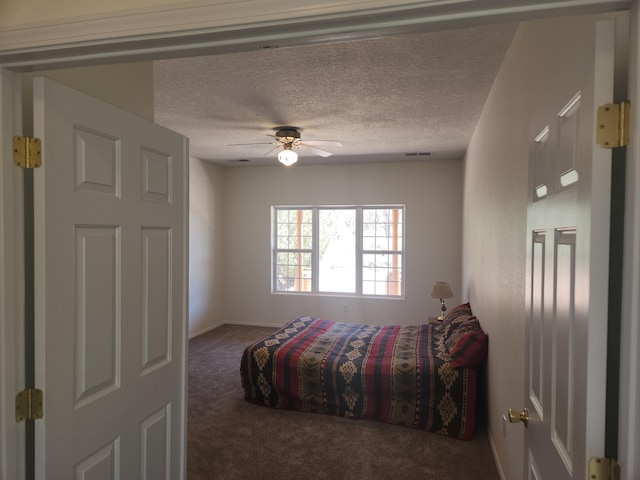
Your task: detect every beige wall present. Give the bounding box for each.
[463,26,528,476]
[21,63,155,121]
[189,157,225,337]
[220,160,463,327]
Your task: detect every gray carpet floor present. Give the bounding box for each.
[187,324,500,479]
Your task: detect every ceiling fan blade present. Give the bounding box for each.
[299,144,332,157]
[228,141,276,146]
[302,140,343,147]
[264,145,283,157]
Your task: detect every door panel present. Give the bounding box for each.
[74,126,120,197]
[32,77,187,479]
[140,404,171,480]
[73,439,119,480]
[74,225,120,409]
[529,231,545,420]
[557,93,581,188]
[141,227,172,376]
[551,228,576,473]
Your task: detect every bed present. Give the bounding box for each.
[240,304,488,440]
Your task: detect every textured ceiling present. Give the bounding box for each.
[153,23,518,167]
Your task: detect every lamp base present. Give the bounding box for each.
[438,299,447,321]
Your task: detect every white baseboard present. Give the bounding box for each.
[487,426,507,480]
[188,320,283,339]
[224,321,283,328]
[188,322,223,339]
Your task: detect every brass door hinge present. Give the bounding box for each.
[13,136,42,169]
[15,387,43,422]
[596,101,630,149]
[588,457,620,480]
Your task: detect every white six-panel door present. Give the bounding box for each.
[525,17,615,480]
[32,77,188,479]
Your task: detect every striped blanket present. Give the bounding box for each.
[240,316,478,440]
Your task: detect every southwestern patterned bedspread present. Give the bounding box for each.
[240,315,482,440]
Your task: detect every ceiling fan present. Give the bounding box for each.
[229,127,342,166]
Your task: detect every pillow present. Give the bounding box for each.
[444,315,488,368]
[443,302,473,327]
[442,312,475,342]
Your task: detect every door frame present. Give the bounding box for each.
[619,2,640,479]
[0,1,638,479]
[0,69,25,480]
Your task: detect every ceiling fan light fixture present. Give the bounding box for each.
[278,148,298,166]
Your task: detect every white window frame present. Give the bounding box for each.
[271,205,405,298]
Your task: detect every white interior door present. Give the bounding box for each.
[524,17,617,480]
[32,77,188,479]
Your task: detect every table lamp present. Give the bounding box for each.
[430,281,454,321]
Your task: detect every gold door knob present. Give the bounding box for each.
[508,408,530,427]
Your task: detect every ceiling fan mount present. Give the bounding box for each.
[274,128,301,144]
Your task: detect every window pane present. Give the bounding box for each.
[318,209,356,293]
[276,251,312,292]
[362,253,402,296]
[276,208,312,250]
[362,208,403,252]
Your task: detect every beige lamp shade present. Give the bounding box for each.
[430,282,454,321]
[430,281,453,299]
